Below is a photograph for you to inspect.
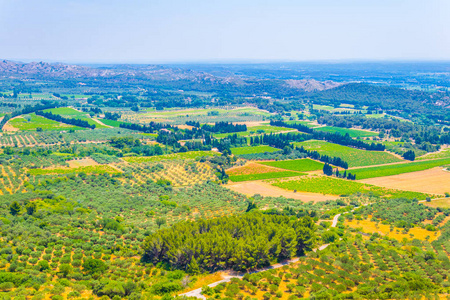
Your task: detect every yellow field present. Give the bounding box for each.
[345,219,440,242]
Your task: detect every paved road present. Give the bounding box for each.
[179,212,344,299]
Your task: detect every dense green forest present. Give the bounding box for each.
[142,213,316,272]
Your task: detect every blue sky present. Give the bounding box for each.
[0,0,448,63]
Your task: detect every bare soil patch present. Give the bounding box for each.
[67,158,99,168]
[176,124,194,130]
[225,180,338,202]
[2,121,19,132]
[360,167,450,195]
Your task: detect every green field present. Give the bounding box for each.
[293,140,402,167]
[122,151,219,163]
[271,175,432,199]
[214,125,294,138]
[314,126,377,138]
[44,107,85,116]
[8,114,84,131]
[365,114,386,119]
[350,158,450,180]
[417,148,450,160]
[28,165,120,175]
[231,145,280,155]
[229,171,304,182]
[98,118,127,127]
[285,120,318,128]
[44,107,109,129]
[313,104,334,111]
[259,158,324,172]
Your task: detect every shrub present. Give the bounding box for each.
[37,260,50,271]
[150,281,183,295]
[0,282,14,292]
[82,258,107,275]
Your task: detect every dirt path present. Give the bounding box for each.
[92,118,112,128]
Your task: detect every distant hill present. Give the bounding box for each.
[0,60,340,92]
[0,60,226,82]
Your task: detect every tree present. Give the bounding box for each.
[26,202,37,215]
[187,257,200,275]
[9,201,21,216]
[403,150,415,161]
[99,281,126,298]
[156,217,166,228]
[322,163,333,176]
[38,260,50,271]
[246,200,258,212]
[82,258,107,275]
[0,282,14,292]
[59,264,73,277]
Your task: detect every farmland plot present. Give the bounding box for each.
[230,145,280,155]
[350,157,450,180]
[314,126,378,138]
[8,114,83,131]
[122,151,219,163]
[227,162,304,182]
[293,140,402,167]
[259,158,324,172]
[360,167,450,195]
[271,175,433,200]
[118,160,218,187]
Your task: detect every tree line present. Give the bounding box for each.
[104,112,121,121]
[0,101,60,130]
[35,111,95,129]
[119,122,172,133]
[323,163,356,179]
[296,145,349,169]
[270,120,385,151]
[201,121,247,133]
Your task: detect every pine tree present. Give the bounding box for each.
[9,201,21,216]
[187,257,200,275]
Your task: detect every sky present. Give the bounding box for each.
[0,0,449,63]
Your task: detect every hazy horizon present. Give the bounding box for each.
[1,0,449,63]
